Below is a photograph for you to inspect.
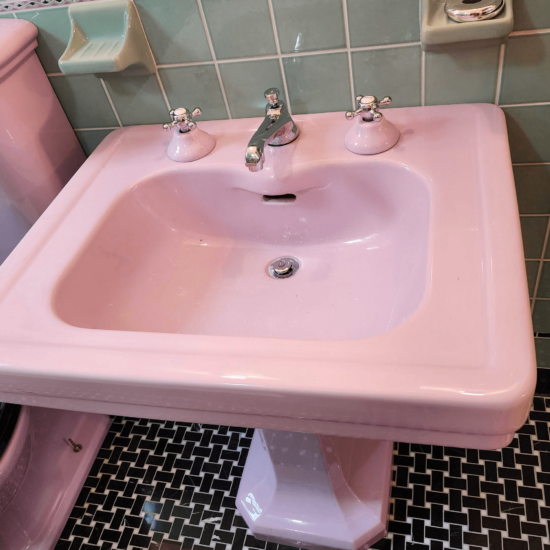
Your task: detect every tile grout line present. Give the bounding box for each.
[133,3,172,114]
[531,218,550,314]
[419,0,425,106]
[342,0,356,109]
[157,60,220,69]
[99,78,123,127]
[501,101,550,108]
[196,0,232,120]
[494,43,506,105]
[267,0,292,115]
[155,42,422,71]
[514,162,550,166]
[155,68,172,112]
[420,50,426,107]
[510,28,550,36]
[350,41,421,52]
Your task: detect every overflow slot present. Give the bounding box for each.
[261,194,297,204]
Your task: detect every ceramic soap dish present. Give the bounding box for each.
[59,0,155,76]
[421,0,514,51]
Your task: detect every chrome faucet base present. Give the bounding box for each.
[267,121,299,147]
[245,88,299,172]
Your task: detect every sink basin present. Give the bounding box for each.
[0,105,536,450]
[54,163,429,340]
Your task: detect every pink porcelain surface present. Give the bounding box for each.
[54,161,428,340]
[0,105,536,449]
[237,430,393,550]
[0,19,85,263]
[345,116,400,155]
[0,406,31,514]
[0,407,110,550]
[167,127,215,162]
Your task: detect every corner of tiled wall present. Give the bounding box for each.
[3,0,550,374]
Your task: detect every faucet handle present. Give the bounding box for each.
[163,107,202,132]
[264,87,280,107]
[345,95,392,122]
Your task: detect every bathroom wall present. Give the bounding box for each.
[2,0,550,370]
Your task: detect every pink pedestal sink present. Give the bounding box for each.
[0,105,535,549]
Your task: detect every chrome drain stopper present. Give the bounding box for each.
[268,256,300,279]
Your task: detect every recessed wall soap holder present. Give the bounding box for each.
[421,0,514,51]
[59,0,155,76]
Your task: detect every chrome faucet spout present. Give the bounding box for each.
[245,87,299,172]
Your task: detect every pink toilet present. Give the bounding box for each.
[0,18,84,262]
[0,18,110,549]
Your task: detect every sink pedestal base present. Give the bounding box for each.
[236,430,393,550]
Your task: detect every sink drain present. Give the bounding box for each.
[268,256,300,279]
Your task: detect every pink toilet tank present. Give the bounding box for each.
[0,19,85,263]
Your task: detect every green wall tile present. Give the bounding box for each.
[17,8,70,73]
[514,0,550,31]
[537,262,550,298]
[201,0,276,60]
[533,300,550,332]
[49,75,118,128]
[272,0,345,54]
[351,46,421,108]
[134,0,211,64]
[347,0,420,47]
[521,216,548,259]
[501,35,550,105]
[219,59,285,119]
[103,74,168,126]
[76,129,115,156]
[283,53,351,115]
[514,165,550,215]
[504,106,550,164]
[527,260,540,297]
[425,45,500,106]
[159,65,227,120]
[536,338,550,368]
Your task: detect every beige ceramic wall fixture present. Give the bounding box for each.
[421,0,514,50]
[59,0,155,76]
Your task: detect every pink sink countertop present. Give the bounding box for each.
[0,105,535,449]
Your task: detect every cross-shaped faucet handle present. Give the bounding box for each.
[345,95,392,122]
[163,107,202,132]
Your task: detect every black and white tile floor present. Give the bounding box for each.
[56,396,550,550]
